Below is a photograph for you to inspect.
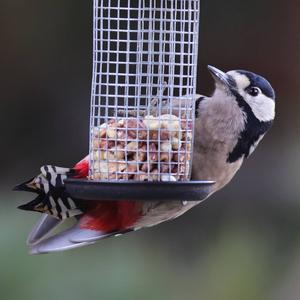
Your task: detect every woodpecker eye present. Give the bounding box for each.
[247,87,261,97]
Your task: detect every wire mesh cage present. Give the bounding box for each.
[89,0,200,183]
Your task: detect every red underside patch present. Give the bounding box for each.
[73,158,141,232]
[79,201,142,232]
[74,159,89,178]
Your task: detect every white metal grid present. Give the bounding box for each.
[90,0,200,182]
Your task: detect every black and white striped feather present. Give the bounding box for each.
[15,165,83,220]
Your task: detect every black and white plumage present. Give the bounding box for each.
[15,166,83,220]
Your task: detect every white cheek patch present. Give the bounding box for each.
[227,71,250,89]
[245,94,275,122]
[227,71,275,122]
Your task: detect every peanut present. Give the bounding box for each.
[143,115,160,130]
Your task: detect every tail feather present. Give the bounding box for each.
[27,214,63,246]
[28,221,133,254]
[29,225,95,254]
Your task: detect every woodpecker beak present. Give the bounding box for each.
[207,65,235,90]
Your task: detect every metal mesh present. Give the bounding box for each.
[90,0,200,182]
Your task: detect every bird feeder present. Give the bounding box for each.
[65,0,214,201]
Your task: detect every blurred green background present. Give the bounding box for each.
[1,0,299,299]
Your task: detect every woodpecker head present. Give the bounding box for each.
[208,65,275,121]
[207,65,276,162]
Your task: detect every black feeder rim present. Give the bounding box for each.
[65,179,215,202]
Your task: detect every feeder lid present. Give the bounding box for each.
[65,179,215,202]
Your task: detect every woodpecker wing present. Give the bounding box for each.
[16,165,83,220]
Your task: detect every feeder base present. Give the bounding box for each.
[64,179,215,202]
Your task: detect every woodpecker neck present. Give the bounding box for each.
[196,93,247,146]
[227,91,273,163]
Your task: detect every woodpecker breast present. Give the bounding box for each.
[192,95,247,192]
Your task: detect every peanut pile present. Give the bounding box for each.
[91,114,192,181]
